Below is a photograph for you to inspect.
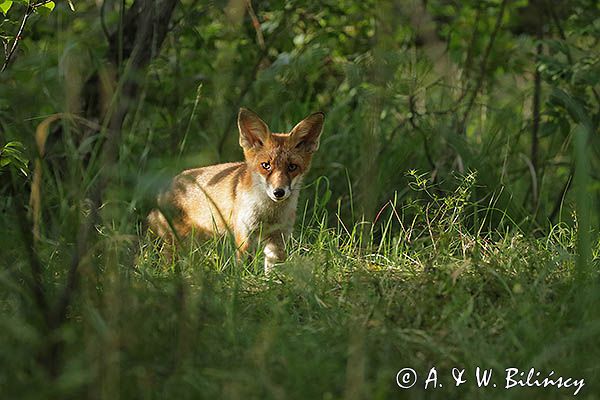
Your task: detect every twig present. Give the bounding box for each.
[52,210,92,328]
[31,0,55,7]
[216,13,289,155]
[458,0,508,133]
[1,5,34,72]
[1,0,59,73]
[460,6,482,90]
[546,0,600,106]
[408,95,436,171]
[530,0,543,212]
[245,0,265,50]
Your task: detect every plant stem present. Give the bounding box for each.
[1,6,33,73]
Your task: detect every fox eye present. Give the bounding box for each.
[261,162,271,171]
[288,163,298,172]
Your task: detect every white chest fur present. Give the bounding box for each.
[235,174,298,238]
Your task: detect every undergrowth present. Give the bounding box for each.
[3,172,598,399]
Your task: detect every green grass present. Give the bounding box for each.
[1,3,598,397]
[2,173,599,399]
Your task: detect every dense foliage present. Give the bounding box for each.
[0,0,598,398]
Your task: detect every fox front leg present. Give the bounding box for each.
[263,231,290,273]
[234,229,251,263]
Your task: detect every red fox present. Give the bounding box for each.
[148,108,325,272]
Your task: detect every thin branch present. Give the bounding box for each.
[216,13,289,155]
[458,0,508,133]
[531,1,543,212]
[461,6,482,88]
[1,0,60,73]
[408,95,436,171]
[31,0,55,7]
[245,0,265,50]
[546,0,600,106]
[1,5,34,73]
[52,209,93,328]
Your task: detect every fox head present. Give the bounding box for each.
[238,108,325,202]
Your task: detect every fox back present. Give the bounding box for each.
[148,108,325,272]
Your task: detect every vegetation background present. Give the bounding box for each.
[0,0,599,398]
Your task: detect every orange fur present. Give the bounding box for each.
[148,108,324,272]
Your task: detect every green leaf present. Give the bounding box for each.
[35,0,55,15]
[41,1,55,11]
[5,141,25,149]
[0,0,13,15]
[0,141,29,176]
[550,88,593,130]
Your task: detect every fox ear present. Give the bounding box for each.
[290,112,325,153]
[238,108,270,150]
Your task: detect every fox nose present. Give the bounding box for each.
[273,188,286,199]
